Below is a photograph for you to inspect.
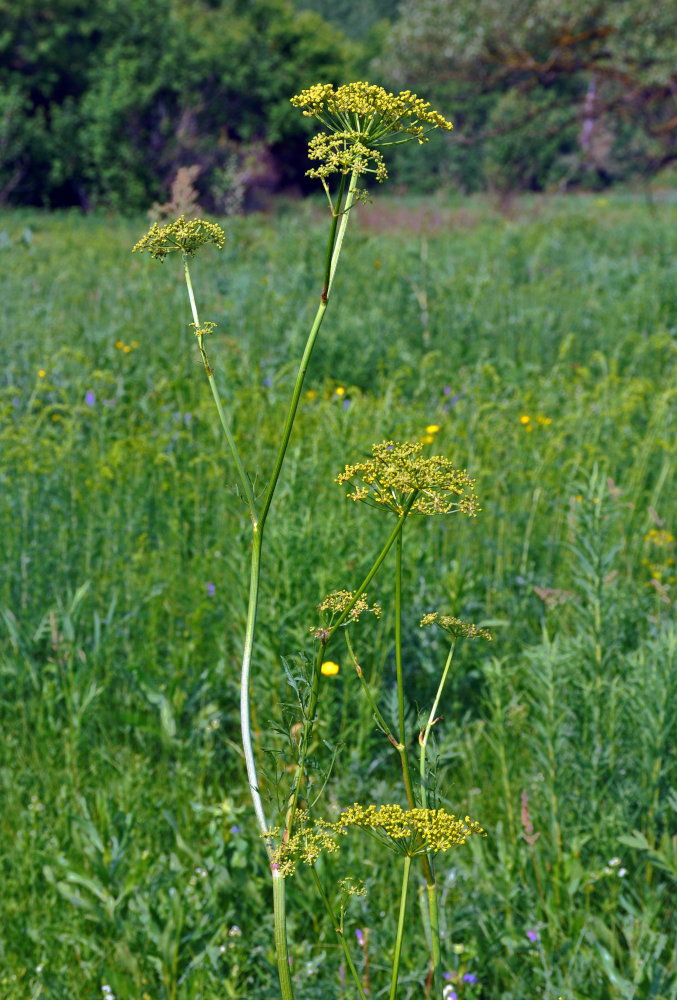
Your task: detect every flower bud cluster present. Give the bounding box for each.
[291,82,453,184]
[132,216,225,261]
[420,613,492,641]
[336,441,479,517]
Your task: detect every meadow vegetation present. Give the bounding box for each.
[0,190,676,998]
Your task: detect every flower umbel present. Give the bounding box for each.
[312,589,382,639]
[267,813,342,876]
[291,82,453,184]
[335,803,484,857]
[336,441,479,517]
[132,215,226,261]
[420,612,492,641]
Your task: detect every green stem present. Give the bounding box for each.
[322,172,347,299]
[240,528,271,847]
[309,866,368,1000]
[239,168,359,1000]
[393,527,438,990]
[284,494,418,840]
[344,632,395,746]
[327,171,358,299]
[419,641,456,810]
[390,856,412,1000]
[327,494,419,642]
[419,640,456,1000]
[394,531,416,810]
[183,255,256,517]
[259,168,359,529]
[426,883,443,1000]
[273,869,295,1000]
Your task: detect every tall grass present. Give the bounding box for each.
[0,192,675,998]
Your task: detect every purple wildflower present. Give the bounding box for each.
[355,929,364,947]
[526,928,539,942]
[184,412,192,426]
[206,582,216,597]
[462,973,478,984]
[85,391,96,406]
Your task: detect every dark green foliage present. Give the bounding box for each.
[0,0,355,209]
[377,0,677,192]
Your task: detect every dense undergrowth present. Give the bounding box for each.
[0,192,675,998]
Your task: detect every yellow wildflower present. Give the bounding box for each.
[321,661,340,676]
[132,215,225,262]
[420,612,491,641]
[336,440,479,517]
[334,802,484,857]
[291,82,452,185]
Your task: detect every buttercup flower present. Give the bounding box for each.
[336,441,479,517]
[320,660,340,676]
[291,82,453,185]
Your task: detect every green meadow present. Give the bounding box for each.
[1,191,676,999]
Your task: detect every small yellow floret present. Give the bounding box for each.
[321,661,340,676]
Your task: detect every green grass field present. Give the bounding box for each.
[1,191,676,999]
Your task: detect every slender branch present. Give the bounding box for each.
[389,856,412,1000]
[273,869,295,1000]
[394,531,417,810]
[419,640,456,1000]
[419,641,456,809]
[240,528,271,846]
[283,494,419,842]
[258,168,360,531]
[183,256,257,517]
[309,866,368,1000]
[327,494,419,643]
[345,632,397,747]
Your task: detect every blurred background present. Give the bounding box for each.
[1,0,676,212]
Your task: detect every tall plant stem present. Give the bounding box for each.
[393,531,418,812]
[183,257,256,516]
[309,866,368,1000]
[419,640,456,1000]
[238,168,360,1000]
[390,856,412,1000]
[393,531,440,994]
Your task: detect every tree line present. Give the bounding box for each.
[1,0,675,210]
